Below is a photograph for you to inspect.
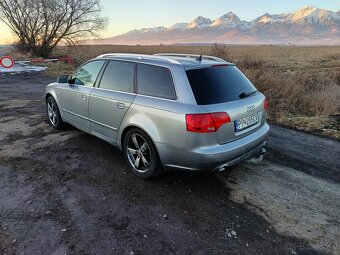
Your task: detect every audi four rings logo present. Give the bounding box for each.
[246,106,255,112]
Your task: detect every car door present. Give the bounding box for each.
[89,60,136,143]
[59,60,105,132]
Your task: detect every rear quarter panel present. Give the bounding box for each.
[118,97,191,149]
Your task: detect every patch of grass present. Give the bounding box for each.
[275,116,340,139]
[243,68,340,117]
[39,62,74,78]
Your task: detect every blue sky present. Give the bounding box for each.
[0,0,339,43]
[102,0,340,36]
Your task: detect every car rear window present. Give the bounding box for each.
[186,66,257,105]
[137,64,176,100]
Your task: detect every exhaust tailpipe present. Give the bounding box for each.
[219,167,226,172]
[258,147,266,161]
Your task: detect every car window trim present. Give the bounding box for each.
[91,58,179,102]
[93,87,137,96]
[93,87,179,103]
[95,59,178,102]
[94,60,108,88]
[136,63,178,101]
[96,59,136,93]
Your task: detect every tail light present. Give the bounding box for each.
[186,112,231,133]
[264,99,268,110]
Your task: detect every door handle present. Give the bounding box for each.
[116,102,125,109]
[81,94,87,101]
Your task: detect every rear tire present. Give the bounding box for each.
[46,96,63,129]
[123,128,162,179]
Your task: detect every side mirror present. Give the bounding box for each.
[57,75,70,83]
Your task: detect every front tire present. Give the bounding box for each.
[46,96,63,129]
[123,128,162,179]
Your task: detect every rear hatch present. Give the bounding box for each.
[186,65,267,144]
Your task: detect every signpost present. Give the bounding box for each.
[0,56,15,68]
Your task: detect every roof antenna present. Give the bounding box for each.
[197,55,203,62]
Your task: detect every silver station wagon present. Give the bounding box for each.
[45,53,269,178]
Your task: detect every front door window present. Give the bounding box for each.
[71,60,105,87]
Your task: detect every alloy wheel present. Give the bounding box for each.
[47,101,58,126]
[126,134,151,173]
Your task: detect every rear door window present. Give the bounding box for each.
[137,64,176,100]
[99,61,135,93]
[186,66,257,105]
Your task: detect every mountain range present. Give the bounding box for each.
[95,6,340,45]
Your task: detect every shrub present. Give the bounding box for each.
[211,43,232,62]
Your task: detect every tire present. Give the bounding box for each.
[123,128,162,179]
[46,96,63,129]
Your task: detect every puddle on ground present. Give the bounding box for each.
[0,64,47,74]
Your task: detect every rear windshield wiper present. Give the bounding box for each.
[239,91,257,99]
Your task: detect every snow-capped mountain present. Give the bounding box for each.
[285,6,340,24]
[187,16,212,29]
[170,22,188,30]
[210,12,241,28]
[253,13,286,24]
[98,6,340,45]
[125,26,167,36]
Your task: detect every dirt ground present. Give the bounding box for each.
[0,72,339,255]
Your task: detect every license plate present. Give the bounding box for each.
[235,114,259,132]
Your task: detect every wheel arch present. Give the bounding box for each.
[45,93,53,102]
[120,124,165,174]
[45,89,65,122]
[45,90,59,105]
[120,124,160,153]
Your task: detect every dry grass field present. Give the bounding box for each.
[29,44,340,138]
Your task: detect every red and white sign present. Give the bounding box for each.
[0,56,15,68]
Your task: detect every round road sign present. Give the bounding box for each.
[0,56,15,68]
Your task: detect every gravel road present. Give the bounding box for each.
[0,73,339,255]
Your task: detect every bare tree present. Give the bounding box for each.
[211,43,232,61]
[0,0,107,58]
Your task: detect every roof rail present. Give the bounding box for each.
[96,53,181,64]
[154,53,227,63]
[97,53,145,58]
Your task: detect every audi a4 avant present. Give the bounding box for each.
[45,53,269,178]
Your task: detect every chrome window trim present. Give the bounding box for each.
[93,87,136,96]
[135,93,179,103]
[93,87,178,103]
[99,58,179,101]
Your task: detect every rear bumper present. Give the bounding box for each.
[158,123,270,172]
[211,141,266,172]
